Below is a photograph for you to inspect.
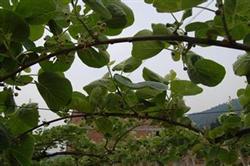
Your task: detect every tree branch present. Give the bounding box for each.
[33,151,103,161]
[16,111,203,141]
[1,34,249,82]
[214,128,250,143]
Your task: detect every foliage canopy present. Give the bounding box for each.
[0,0,250,165]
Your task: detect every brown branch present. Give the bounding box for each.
[214,128,250,143]
[1,35,250,82]
[16,112,203,141]
[33,151,103,161]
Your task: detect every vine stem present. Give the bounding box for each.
[15,111,203,141]
[32,151,104,161]
[1,34,250,82]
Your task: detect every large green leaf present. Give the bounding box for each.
[0,123,10,152]
[10,135,34,166]
[186,52,226,87]
[95,117,113,134]
[83,0,112,20]
[29,25,44,41]
[104,3,127,29]
[132,30,164,60]
[36,72,72,111]
[151,0,205,13]
[68,92,92,112]
[142,67,168,84]
[0,89,16,114]
[113,57,142,73]
[233,54,250,76]
[77,48,109,68]
[8,103,39,135]
[15,0,56,25]
[40,52,75,72]
[0,9,30,41]
[4,75,33,86]
[170,80,203,96]
[103,0,134,27]
[89,86,106,108]
[191,59,226,86]
[83,78,116,95]
[218,148,238,164]
[0,0,11,9]
[114,74,168,91]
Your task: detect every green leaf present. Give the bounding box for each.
[132,29,164,60]
[103,0,134,27]
[187,52,226,87]
[68,92,92,112]
[143,67,168,84]
[0,0,11,9]
[152,23,173,36]
[0,89,16,114]
[11,135,34,166]
[89,87,106,108]
[218,149,238,164]
[170,80,203,96]
[244,113,250,127]
[219,113,241,129]
[208,126,225,139]
[136,87,162,99]
[29,25,44,41]
[152,0,205,13]
[104,3,127,29]
[229,23,248,40]
[83,0,112,20]
[40,52,75,72]
[0,123,10,152]
[104,93,122,112]
[95,117,113,134]
[185,22,209,32]
[77,48,109,68]
[114,74,168,91]
[15,0,56,25]
[182,9,192,21]
[36,72,72,111]
[48,19,63,36]
[113,57,142,73]
[233,54,250,76]
[124,90,138,107]
[193,59,226,86]
[83,78,116,95]
[0,9,30,41]
[244,34,250,45]
[5,75,33,86]
[8,103,39,135]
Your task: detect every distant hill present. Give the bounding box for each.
[188,99,242,129]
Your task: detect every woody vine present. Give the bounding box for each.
[0,0,250,165]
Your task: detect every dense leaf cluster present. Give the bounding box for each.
[0,0,250,165]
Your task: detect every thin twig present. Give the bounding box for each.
[194,6,216,12]
[71,0,98,41]
[15,111,203,141]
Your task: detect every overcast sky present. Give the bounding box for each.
[15,0,246,123]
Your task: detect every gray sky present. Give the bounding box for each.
[15,0,246,122]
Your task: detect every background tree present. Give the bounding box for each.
[0,0,250,165]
